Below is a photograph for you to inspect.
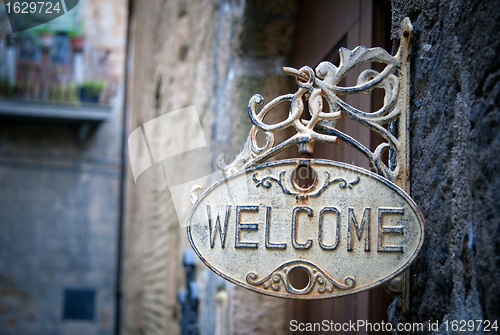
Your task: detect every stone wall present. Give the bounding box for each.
[0,84,124,335]
[122,1,218,333]
[82,0,128,81]
[390,0,500,331]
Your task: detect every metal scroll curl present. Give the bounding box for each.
[217,18,413,184]
[246,260,355,295]
[252,170,360,200]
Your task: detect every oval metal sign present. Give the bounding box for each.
[187,159,425,299]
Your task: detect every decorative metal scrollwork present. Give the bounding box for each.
[252,170,359,200]
[218,18,413,184]
[246,260,355,295]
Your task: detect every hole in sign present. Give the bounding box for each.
[288,266,310,291]
[292,163,317,190]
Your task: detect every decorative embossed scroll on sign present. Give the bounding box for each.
[188,18,425,300]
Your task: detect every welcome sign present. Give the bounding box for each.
[187,18,423,299]
[188,159,424,298]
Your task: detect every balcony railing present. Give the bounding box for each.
[0,30,116,106]
[0,27,116,141]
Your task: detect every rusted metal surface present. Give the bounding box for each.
[397,18,413,315]
[188,159,425,299]
[188,18,421,301]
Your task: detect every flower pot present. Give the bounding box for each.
[78,87,101,103]
[71,37,85,52]
[38,32,54,52]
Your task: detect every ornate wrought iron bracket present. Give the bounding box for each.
[210,18,413,312]
[218,19,412,188]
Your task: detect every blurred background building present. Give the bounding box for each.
[1,0,499,335]
[0,0,127,334]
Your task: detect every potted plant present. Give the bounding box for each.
[35,27,54,51]
[79,80,107,103]
[68,28,85,52]
[50,82,79,105]
[0,78,16,97]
